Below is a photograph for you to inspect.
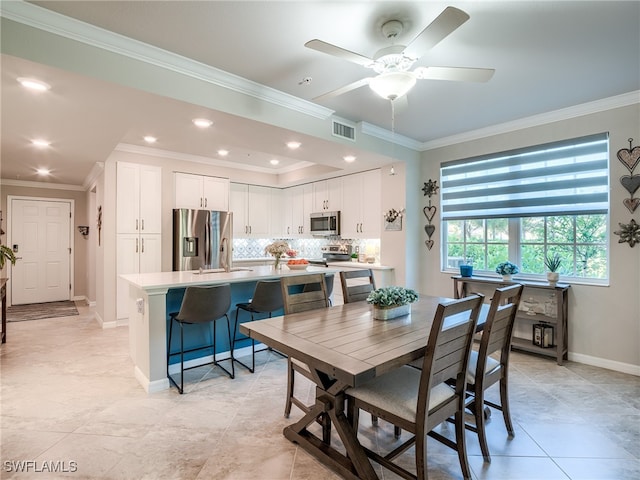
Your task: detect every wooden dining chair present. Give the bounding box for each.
[339,268,376,303]
[280,273,330,421]
[463,283,523,462]
[345,294,484,480]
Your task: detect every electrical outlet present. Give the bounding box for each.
[136,298,144,314]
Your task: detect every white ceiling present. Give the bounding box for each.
[1,1,639,187]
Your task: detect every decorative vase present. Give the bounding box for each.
[502,274,513,282]
[547,272,559,286]
[372,303,411,321]
[274,255,282,270]
[459,265,473,277]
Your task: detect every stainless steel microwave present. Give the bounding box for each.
[310,211,340,236]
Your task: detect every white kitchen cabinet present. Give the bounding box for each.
[341,170,381,238]
[116,161,162,320]
[174,172,229,211]
[117,162,162,234]
[116,234,162,320]
[284,184,313,237]
[230,183,272,237]
[312,178,342,212]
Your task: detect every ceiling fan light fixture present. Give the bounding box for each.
[369,72,416,100]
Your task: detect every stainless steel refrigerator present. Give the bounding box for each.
[173,209,233,271]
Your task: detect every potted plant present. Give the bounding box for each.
[350,253,358,262]
[544,253,562,286]
[367,286,419,320]
[0,244,16,270]
[495,261,519,281]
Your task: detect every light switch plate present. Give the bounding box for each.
[136,298,144,314]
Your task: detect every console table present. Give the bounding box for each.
[452,275,570,365]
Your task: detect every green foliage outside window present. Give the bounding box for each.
[445,214,608,281]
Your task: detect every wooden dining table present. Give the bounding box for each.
[240,295,487,480]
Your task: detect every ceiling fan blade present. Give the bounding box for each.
[313,77,373,102]
[404,6,470,58]
[305,39,373,67]
[414,66,495,82]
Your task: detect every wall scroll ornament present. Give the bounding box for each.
[617,138,640,213]
[422,179,439,251]
[384,208,405,231]
[613,219,640,247]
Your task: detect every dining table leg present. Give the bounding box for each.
[283,384,378,480]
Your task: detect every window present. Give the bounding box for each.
[441,133,609,281]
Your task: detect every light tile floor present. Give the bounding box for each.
[1,302,639,479]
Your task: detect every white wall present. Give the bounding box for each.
[418,102,640,374]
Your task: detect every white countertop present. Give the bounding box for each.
[120,265,339,291]
[326,261,393,271]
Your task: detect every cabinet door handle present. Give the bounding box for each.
[136,219,139,231]
[141,219,144,231]
[249,225,252,234]
[200,198,203,208]
[204,198,208,208]
[141,238,145,253]
[136,238,139,253]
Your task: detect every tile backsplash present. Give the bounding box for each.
[233,237,380,261]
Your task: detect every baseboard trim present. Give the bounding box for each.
[569,352,640,376]
[134,366,170,393]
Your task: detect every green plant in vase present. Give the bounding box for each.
[544,253,562,286]
[367,286,419,320]
[0,244,16,269]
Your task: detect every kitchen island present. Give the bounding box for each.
[120,266,339,392]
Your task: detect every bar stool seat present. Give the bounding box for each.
[233,280,284,373]
[167,284,234,394]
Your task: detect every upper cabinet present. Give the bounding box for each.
[230,183,273,237]
[283,184,313,237]
[312,178,343,212]
[174,172,229,211]
[117,162,162,234]
[341,170,381,239]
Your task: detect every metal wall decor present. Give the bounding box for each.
[618,138,640,213]
[422,179,439,251]
[613,219,640,247]
[613,138,639,248]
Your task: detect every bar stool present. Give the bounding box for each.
[233,280,284,373]
[167,284,234,394]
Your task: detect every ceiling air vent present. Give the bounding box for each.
[332,120,355,141]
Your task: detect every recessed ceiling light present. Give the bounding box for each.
[343,155,356,163]
[36,168,51,176]
[270,159,280,165]
[18,77,50,91]
[287,141,301,150]
[143,136,157,143]
[192,118,213,128]
[217,149,229,156]
[32,139,50,148]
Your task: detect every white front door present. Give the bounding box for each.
[10,199,71,305]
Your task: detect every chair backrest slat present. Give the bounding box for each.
[340,269,376,304]
[475,283,524,379]
[416,295,483,423]
[281,273,329,314]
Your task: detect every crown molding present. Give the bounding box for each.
[1,1,335,121]
[82,162,104,191]
[1,178,85,191]
[359,122,422,151]
[420,90,640,151]
[115,144,314,175]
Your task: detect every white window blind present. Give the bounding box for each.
[440,133,609,220]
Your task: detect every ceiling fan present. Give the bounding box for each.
[305,6,495,104]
